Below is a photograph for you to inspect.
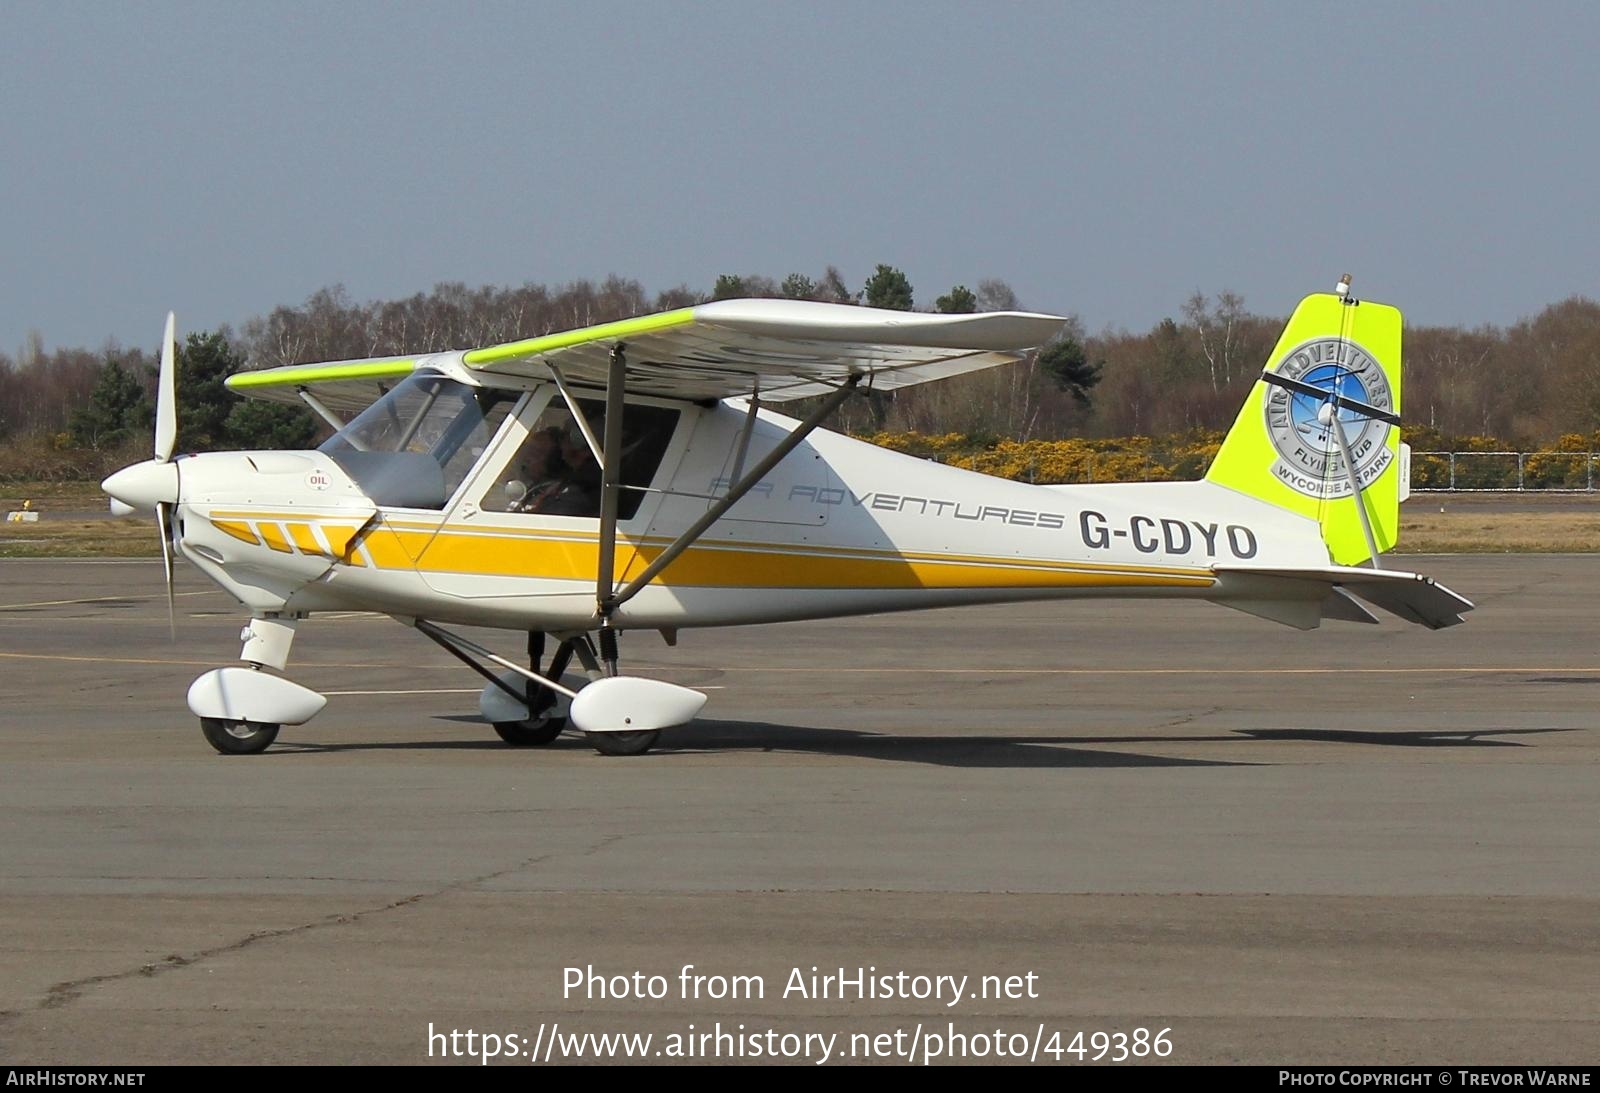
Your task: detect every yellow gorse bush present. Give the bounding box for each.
[870,427,1599,490]
[861,431,1225,484]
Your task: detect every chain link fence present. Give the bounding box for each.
[902,440,1600,491]
[1412,451,1599,491]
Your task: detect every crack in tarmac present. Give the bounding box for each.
[1157,706,1224,730]
[22,832,630,1016]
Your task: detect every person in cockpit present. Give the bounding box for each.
[503,426,568,512]
[535,425,603,516]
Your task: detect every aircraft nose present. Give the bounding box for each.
[102,459,179,512]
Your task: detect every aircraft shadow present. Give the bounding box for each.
[1231,727,1573,748]
[276,716,1241,768]
[269,720,1574,767]
[650,719,1245,768]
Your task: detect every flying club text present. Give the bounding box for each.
[711,479,1260,560]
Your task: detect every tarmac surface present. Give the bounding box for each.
[0,555,1595,1065]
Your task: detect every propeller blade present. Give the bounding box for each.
[156,501,176,640]
[155,312,177,462]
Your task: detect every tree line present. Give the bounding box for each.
[3,266,1598,480]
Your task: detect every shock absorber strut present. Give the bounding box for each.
[598,622,620,677]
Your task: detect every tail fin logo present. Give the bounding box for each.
[1263,337,1395,499]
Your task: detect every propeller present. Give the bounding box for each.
[155,312,176,462]
[156,498,176,639]
[101,312,181,637]
[155,313,177,637]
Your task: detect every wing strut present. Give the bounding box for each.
[728,382,761,484]
[595,345,628,673]
[547,362,606,465]
[296,387,350,437]
[605,375,861,614]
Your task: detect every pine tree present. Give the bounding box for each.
[935,285,978,313]
[69,357,151,449]
[862,264,914,311]
[1037,336,1102,407]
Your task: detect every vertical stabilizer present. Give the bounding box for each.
[1206,291,1402,566]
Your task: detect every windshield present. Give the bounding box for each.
[320,373,518,509]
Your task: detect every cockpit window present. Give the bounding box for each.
[320,373,517,509]
[486,397,679,520]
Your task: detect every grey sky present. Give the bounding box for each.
[4,2,1596,356]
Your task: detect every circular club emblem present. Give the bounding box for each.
[1263,337,1395,499]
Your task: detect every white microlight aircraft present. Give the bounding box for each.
[102,276,1472,756]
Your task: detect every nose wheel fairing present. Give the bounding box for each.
[187,666,327,725]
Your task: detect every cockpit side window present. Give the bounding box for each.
[320,374,517,509]
[486,397,679,520]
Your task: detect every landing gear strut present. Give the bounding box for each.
[492,631,574,746]
[189,615,325,755]
[584,624,657,756]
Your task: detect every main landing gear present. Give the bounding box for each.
[485,629,661,755]
[416,622,692,757]
[586,624,659,757]
[489,631,571,746]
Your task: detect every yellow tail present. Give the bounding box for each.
[1206,292,1403,566]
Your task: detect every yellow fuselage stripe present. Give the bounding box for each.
[203,513,1213,591]
[286,522,323,554]
[209,512,1212,579]
[257,522,294,553]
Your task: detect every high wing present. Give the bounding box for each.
[225,299,1068,407]
[224,355,422,412]
[461,299,1067,401]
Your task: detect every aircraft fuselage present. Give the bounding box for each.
[171,385,1330,632]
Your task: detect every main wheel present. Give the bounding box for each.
[586,730,660,757]
[200,717,280,755]
[493,714,566,746]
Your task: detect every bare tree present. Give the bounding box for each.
[1182,290,1247,393]
[975,279,1019,312]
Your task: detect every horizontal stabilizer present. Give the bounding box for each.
[1211,565,1473,630]
[1323,586,1382,625]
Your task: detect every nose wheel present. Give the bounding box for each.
[188,664,324,755]
[200,717,280,755]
